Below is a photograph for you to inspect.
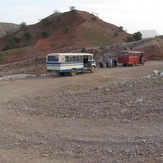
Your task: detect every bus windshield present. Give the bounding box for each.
[48,55,59,61]
[119,53,128,57]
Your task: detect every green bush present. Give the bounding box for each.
[2,44,12,51]
[20,22,27,30]
[41,18,50,26]
[41,31,49,38]
[118,26,124,32]
[64,27,70,34]
[24,32,32,40]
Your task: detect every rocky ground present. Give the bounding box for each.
[0,61,163,163]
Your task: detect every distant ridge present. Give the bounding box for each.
[139,30,159,38]
[0,23,20,38]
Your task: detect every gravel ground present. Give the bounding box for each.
[0,61,163,163]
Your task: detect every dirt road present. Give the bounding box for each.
[0,61,163,163]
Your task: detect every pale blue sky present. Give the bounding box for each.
[0,0,163,35]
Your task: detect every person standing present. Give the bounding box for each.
[114,56,118,67]
[106,56,110,68]
[110,57,113,68]
[98,57,103,68]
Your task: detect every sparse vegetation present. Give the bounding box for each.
[2,36,20,51]
[133,31,142,41]
[118,26,124,32]
[83,29,113,46]
[114,32,119,37]
[126,36,135,42]
[2,44,12,51]
[69,6,76,11]
[64,27,70,34]
[41,31,49,38]
[40,18,50,26]
[20,22,27,30]
[91,12,98,21]
[0,52,4,60]
[127,31,142,42]
[24,32,32,40]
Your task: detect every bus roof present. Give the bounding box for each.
[119,50,144,53]
[47,53,93,56]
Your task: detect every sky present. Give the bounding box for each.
[0,0,163,35]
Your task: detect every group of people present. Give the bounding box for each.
[98,56,118,68]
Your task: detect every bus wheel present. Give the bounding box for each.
[90,66,95,73]
[131,62,136,67]
[123,63,127,67]
[70,69,77,76]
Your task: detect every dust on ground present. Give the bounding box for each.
[0,61,163,163]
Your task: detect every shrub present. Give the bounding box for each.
[41,31,49,38]
[24,32,32,40]
[118,26,124,32]
[69,6,76,11]
[91,12,98,21]
[133,31,142,41]
[64,27,70,34]
[126,36,135,42]
[2,44,12,51]
[20,22,27,30]
[41,18,50,26]
[114,32,119,37]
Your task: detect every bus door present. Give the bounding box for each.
[83,56,89,67]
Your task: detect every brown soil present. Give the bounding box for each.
[0,61,163,162]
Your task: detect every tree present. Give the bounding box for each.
[133,31,142,41]
[118,26,124,32]
[20,22,27,30]
[69,6,76,11]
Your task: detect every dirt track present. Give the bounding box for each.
[0,61,163,163]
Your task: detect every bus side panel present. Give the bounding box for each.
[118,56,129,64]
[128,57,139,64]
[60,63,83,73]
[47,62,84,73]
[46,62,61,71]
[128,54,140,65]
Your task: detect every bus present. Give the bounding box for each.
[46,53,96,76]
[118,50,145,66]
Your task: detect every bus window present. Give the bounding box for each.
[88,55,92,60]
[61,56,65,62]
[80,56,83,62]
[48,56,58,61]
[76,56,80,62]
[73,56,77,62]
[69,56,73,62]
[124,53,128,57]
[65,56,69,62]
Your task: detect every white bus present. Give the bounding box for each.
[46,53,96,76]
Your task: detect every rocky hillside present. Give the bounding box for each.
[0,23,20,38]
[0,10,130,53]
[0,10,163,65]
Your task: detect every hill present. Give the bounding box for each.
[0,10,130,62]
[0,23,20,38]
[0,10,163,67]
